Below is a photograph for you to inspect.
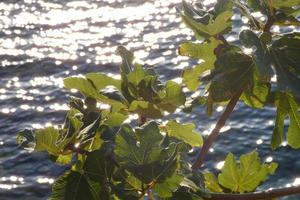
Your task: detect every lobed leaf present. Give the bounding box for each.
[114,122,183,195]
[180,1,232,38]
[159,81,186,113]
[272,92,300,149]
[35,127,65,156]
[179,38,222,91]
[270,37,300,97]
[86,73,121,91]
[240,30,273,80]
[165,120,203,147]
[204,172,223,193]
[218,151,278,193]
[208,46,253,102]
[129,100,163,119]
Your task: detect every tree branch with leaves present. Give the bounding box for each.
[15,0,300,199]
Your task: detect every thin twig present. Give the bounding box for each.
[192,84,246,170]
[138,115,147,126]
[139,181,155,200]
[263,16,275,32]
[205,186,300,200]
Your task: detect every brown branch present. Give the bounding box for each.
[192,85,246,170]
[204,186,300,200]
[138,115,147,126]
[263,16,275,32]
[139,181,155,200]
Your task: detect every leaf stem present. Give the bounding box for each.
[263,16,275,32]
[205,186,300,200]
[192,84,246,170]
[138,115,147,126]
[138,181,155,200]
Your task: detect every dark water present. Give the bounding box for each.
[0,0,299,199]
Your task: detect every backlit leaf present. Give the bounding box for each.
[179,38,222,91]
[181,10,232,38]
[35,127,64,156]
[86,73,121,91]
[64,77,124,106]
[165,120,203,147]
[117,46,134,74]
[218,151,277,193]
[129,100,163,119]
[204,172,223,193]
[51,171,106,200]
[271,0,300,9]
[159,81,186,113]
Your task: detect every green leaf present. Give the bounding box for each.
[179,38,222,91]
[204,172,223,193]
[62,148,115,200]
[180,177,200,192]
[209,46,253,102]
[16,129,35,151]
[35,127,64,156]
[69,96,84,113]
[183,65,206,91]
[127,64,148,86]
[67,108,83,132]
[242,68,270,109]
[286,94,300,148]
[270,92,300,149]
[104,112,127,127]
[179,38,221,64]
[154,173,183,198]
[86,132,104,152]
[129,100,163,119]
[86,73,121,91]
[159,81,186,113]
[180,6,232,38]
[114,122,163,169]
[240,30,273,80]
[51,171,105,200]
[246,0,274,17]
[83,149,115,183]
[100,88,127,105]
[165,120,203,147]
[56,154,72,165]
[117,46,134,74]
[271,92,289,149]
[214,0,233,15]
[115,122,182,190]
[114,172,140,200]
[77,116,101,145]
[64,77,124,106]
[183,96,207,113]
[218,151,278,193]
[242,82,269,108]
[270,37,300,96]
[271,0,300,8]
[64,77,99,98]
[274,12,300,27]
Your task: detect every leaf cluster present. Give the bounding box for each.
[15,0,300,199]
[179,0,300,149]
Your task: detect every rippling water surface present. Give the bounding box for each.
[0,0,299,199]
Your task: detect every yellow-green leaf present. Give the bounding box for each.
[218,151,277,193]
[165,120,203,147]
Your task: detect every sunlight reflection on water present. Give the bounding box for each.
[0,0,299,199]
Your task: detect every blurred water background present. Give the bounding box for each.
[0,0,299,199]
